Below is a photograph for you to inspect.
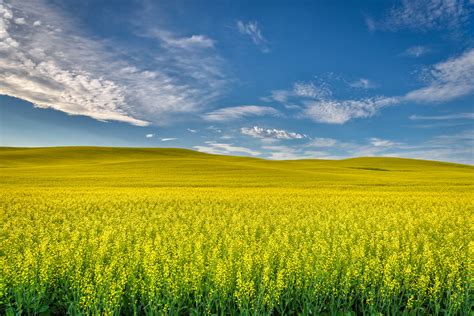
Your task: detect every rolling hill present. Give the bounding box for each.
[1,146,472,188]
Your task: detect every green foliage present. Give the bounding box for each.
[0,147,472,315]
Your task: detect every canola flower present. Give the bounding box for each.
[0,147,472,314]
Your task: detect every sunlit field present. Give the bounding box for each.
[1,147,472,315]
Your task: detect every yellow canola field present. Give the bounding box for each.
[0,147,473,315]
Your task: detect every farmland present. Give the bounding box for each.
[0,147,472,315]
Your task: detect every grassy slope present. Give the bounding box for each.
[1,146,472,188]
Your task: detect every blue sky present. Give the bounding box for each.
[0,0,473,163]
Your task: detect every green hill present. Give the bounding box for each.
[1,146,472,188]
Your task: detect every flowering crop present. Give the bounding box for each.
[0,147,472,314]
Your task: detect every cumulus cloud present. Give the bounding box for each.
[237,20,269,52]
[194,141,261,156]
[240,126,306,140]
[0,0,226,126]
[202,105,280,122]
[403,45,431,57]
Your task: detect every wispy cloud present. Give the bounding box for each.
[403,45,431,57]
[150,30,215,49]
[241,126,307,140]
[368,0,471,32]
[145,133,154,138]
[255,129,473,163]
[369,138,399,147]
[404,48,474,103]
[364,15,377,32]
[194,141,261,156]
[202,105,280,122]
[266,48,474,124]
[264,78,400,124]
[187,128,197,133]
[306,137,338,147]
[349,78,377,89]
[207,126,222,133]
[237,20,269,52]
[0,0,226,126]
[410,113,474,120]
[161,137,177,142]
[263,145,330,160]
[303,97,399,124]
[293,82,332,98]
[263,81,332,104]
[385,130,474,164]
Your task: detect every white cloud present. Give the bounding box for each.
[264,132,473,164]
[410,113,474,120]
[404,49,474,103]
[385,130,474,164]
[202,105,280,122]
[150,30,215,49]
[194,141,261,156]
[237,20,269,52]
[303,97,399,124]
[14,17,25,25]
[293,81,332,98]
[365,16,377,32]
[306,137,338,147]
[145,133,154,138]
[375,0,470,32]
[161,137,177,141]
[350,78,377,89]
[429,129,474,146]
[0,0,226,126]
[241,126,306,140]
[264,90,290,103]
[266,49,474,124]
[403,45,431,57]
[370,138,398,147]
[207,126,222,133]
[262,145,330,160]
[187,128,197,133]
[264,81,332,104]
